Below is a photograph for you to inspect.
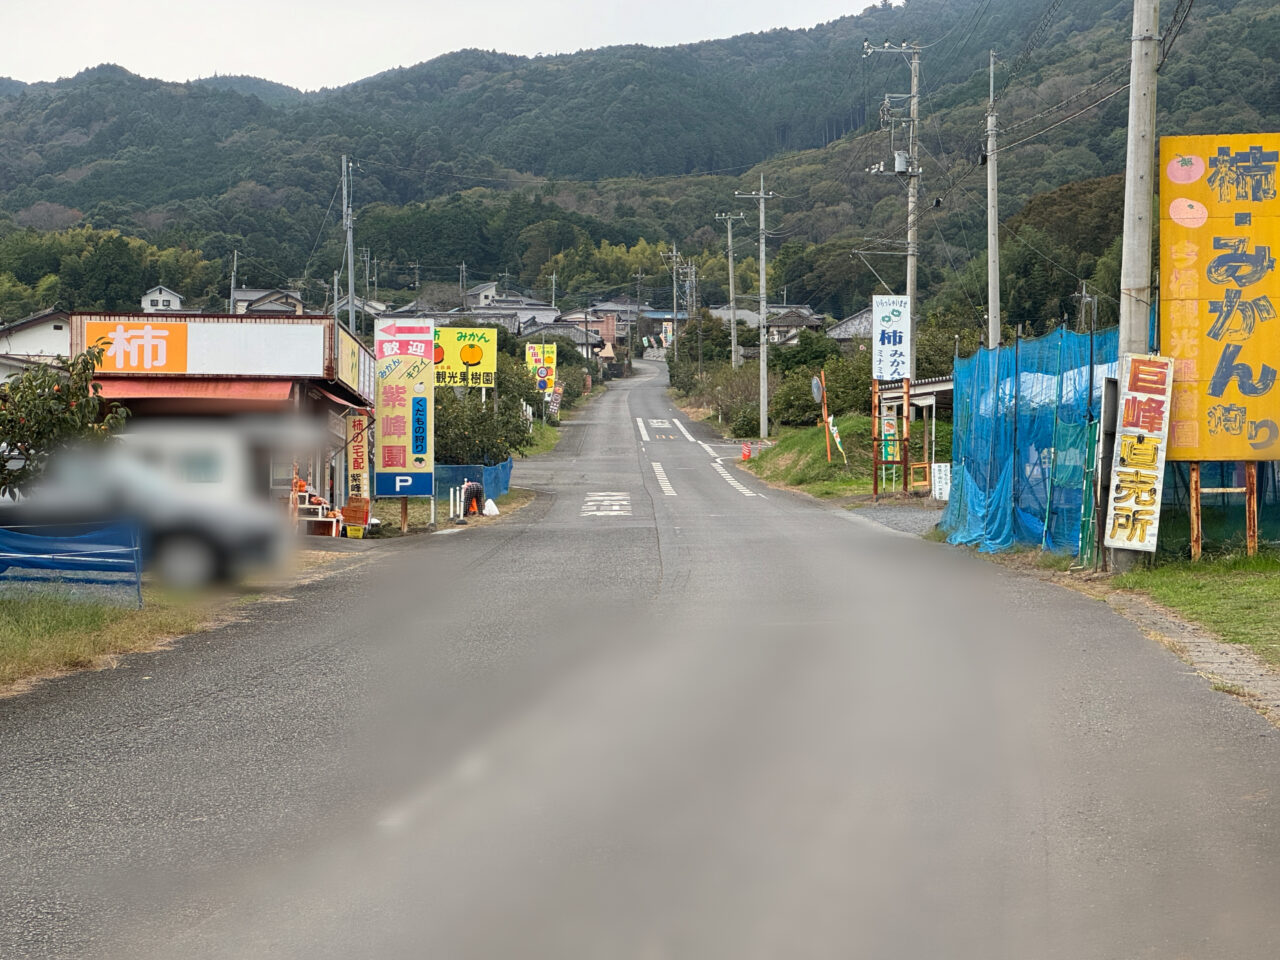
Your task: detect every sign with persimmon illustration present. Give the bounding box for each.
[434,327,497,388]
[1160,132,1280,460]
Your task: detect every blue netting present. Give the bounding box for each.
[941,327,1118,554]
[0,522,143,607]
[433,458,513,500]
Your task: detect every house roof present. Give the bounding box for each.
[764,308,824,328]
[232,287,301,303]
[519,322,604,347]
[826,307,874,340]
[0,307,69,335]
[143,285,183,299]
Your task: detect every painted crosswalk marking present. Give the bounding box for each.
[581,491,632,516]
[636,417,651,442]
[651,462,677,496]
[712,461,757,497]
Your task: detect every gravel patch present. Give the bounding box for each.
[855,504,944,537]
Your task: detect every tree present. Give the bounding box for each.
[0,346,130,499]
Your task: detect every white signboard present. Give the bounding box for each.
[931,462,952,501]
[84,317,325,377]
[1103,354,1174,552]
[872,295,911,381]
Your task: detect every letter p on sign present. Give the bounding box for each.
[395,476,412,491]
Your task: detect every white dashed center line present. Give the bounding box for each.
[651,462,677,496]
[713,461,757,497]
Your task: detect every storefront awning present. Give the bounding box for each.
[93,378,294,402]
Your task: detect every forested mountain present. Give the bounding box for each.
[0,0,1276,328]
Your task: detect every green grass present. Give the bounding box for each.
[1115,551,1280,664]
[521,421,560,457]
[743,414,952,499]
[0,587,214,690]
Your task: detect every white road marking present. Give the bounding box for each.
[648,419,671,428]
[636,417,651,442]
[651,462,677,496]
[673,418,695,442]
[582,491,632,516]
[712,461,757,497]
[698,441,717,457]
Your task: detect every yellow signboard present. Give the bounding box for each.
[346,411,370,501]
[86,320,190,373]
[434,327,497,388]
[525,343,557,395]
[1160,133,1280,460]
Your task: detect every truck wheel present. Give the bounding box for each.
[154,534,221,588]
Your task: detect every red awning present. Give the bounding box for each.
[93,378,294,401]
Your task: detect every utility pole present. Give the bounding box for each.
[332,270,339,321]
[550,271,557,311]
[228,249,237,313]
[1119,0,1159,358]
[458,262,467,305]
[986,49,1001,348]
[1114,0,1160,572]
[716,212,745,367]
[665,244,681,362]
[736,175,776,440]
[632,270,643,373]
[342,155,356,334]
[863,40,921,376]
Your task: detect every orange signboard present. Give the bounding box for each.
[85,320,190,373]
[1160,133,1280,460]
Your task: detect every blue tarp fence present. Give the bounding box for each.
[434,458,513,500]
[940,327,1119,554]
[0,522,143,607]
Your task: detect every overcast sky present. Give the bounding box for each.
[7,0,865,91]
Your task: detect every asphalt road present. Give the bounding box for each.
[4,358,1280,958]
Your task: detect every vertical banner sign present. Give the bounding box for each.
[374,320,433,497]
[872,295,911,381]
[346,412,369,500]
[434,327,498,388]
[1160,133,1280,460]
[549,382,565,417]
[1104,354,1175,552]
[525,343,557,396]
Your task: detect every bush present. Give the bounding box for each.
[730,405,759,438]
[770,371,821,426]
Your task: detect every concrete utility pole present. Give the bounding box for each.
[986,50,1001,348]
[736,176,777,439]
[550,272,557,311]
[668,244,681,362]
[342,155,356,334]
[864,40,921,377]
[632,270,643,372]
[1114,0,1160,572]
[1119,0,1159,358]
[716,212,745,367]
[228,249,237,314]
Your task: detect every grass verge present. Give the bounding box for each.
[0,586,216,693]
[522,421,560,457]
[741,414,952,499]
[1114,551,1280,665]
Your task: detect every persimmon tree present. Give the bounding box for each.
[0,345,129,499]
